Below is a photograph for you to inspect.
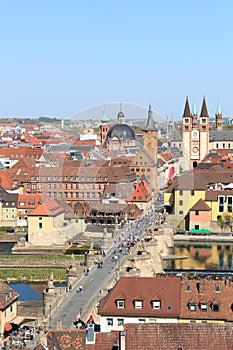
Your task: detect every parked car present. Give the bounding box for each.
[6,228,15,234]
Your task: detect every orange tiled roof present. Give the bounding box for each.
[127,178,152,202]
[99,276,181,318]
[28,199,65,217]
[18,193,43,209]
[0,280,18,309]
[0,170,14,190]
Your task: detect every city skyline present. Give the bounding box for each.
[0,0,232,119]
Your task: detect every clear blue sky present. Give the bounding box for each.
[0,0,232,120]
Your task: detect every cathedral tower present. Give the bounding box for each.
[182,97,192,171]
[182,96,209,171]
[199,96,209,162]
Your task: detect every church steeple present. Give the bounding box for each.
[183,96,191,117]
[192,99,197,116]
[215,97,222,131]
[200,96,209,118]
[101,103,108,124]
[192,98,198,128]
[143,104,157,131]
[216,97,222,115]
[100,104,110,146]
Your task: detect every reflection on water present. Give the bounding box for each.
[165,242,233,271]
[9,282,67,301]
[9,283,47,301]
[0,242,15,255]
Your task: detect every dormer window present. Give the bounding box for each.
[152,300,161,310]
[189,303,196,311]
[4,293,8,301]
[212,303,220,312]
[134,300,143,309]
[116,300,125,309]
[200,303,208,312]
[215,285,221,292]
[186,284,191,292]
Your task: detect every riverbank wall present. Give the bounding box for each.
[174,234,233,242]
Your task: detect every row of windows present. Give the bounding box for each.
[0,154,24,158]
[131,168,151,172]
[28,183,104,190]
[4,201,16,206]
[4,215,15,219]
[30,175,108,181]
[19,201,40,206]
[106,318,145,326]
[184,125,206,131]
[186,284,221,292]
[179,190,195,196]
[117,300,161,310]
[188,303,220,312]
[218,196,233,213]
[215,143,232,149]
[47,192,101,199]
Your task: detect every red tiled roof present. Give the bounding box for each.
[0,170,14,190]
[0,280,18,310]
[180,279,233,321]
[18,193,43,209]
[127,178,152,202]
[0,147,43,159]
[28,199,65,217]
[99,276,181,317]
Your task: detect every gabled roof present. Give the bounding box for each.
[181,279,233,321]
[166,168,233,192]
[127,177,152,202]
[99,276,181,317]
[190,199,211,211]
[0,280,18,310]
[28,199,65,217]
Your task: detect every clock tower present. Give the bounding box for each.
[182,96,209,171]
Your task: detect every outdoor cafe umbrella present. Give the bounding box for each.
[189,228,213,234]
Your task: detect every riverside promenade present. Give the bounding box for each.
[174,234,233,242]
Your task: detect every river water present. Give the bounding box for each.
[4,242,233,301]
[9,283,47,301]
[165,242,233,271]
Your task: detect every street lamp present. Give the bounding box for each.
[114,255,118,271]
[49,304,52,330]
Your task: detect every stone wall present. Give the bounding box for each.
[17,301,44,324]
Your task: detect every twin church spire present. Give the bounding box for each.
[183,96,222,130]
[183,96,209,119]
